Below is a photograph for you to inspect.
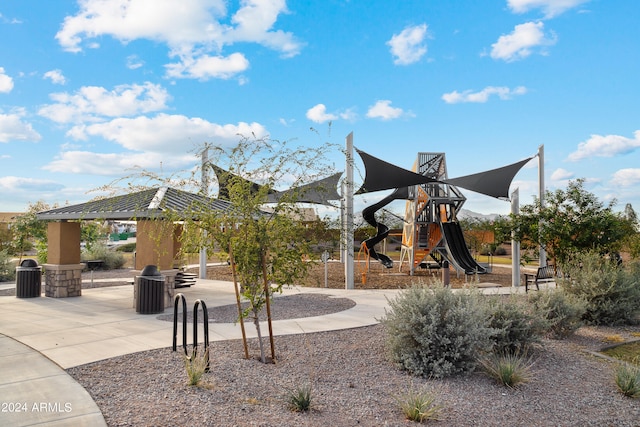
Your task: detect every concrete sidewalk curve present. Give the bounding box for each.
[0,334,106,427]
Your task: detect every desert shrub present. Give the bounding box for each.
[0,249,16,282]
[485,295,547,354]
[528,289,587,338]
[560,252,640,325]
[116,242,136,253]
[82,243,125,270]
[478,351,534,388]
[397,386,443,422]
[381,284,494,378]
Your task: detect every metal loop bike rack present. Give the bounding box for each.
[172,293,210,372]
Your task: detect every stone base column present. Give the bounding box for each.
[43,264,83,298]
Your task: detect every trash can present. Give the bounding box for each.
[16,259,42,298]
[135,265,164,314]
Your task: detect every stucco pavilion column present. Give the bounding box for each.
[43,221,83,297]
[134,220,182,307]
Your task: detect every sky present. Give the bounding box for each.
[1,0,640,219]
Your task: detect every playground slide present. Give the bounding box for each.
[441,222,486,274]
[361,189,405,269]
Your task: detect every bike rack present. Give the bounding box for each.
[172,293,210,372]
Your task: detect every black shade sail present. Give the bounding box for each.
[211,164,275,200]
[266,172,343,205]
[443,156,535,199]
[355,149,438,194]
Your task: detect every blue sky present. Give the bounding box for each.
[1,0,639,218]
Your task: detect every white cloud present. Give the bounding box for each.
[0,176,63,192]
[567,130,640,162]
[306,104,337,124]
[43,150,194,175]
[550,167,574,181]
[65,113,268,154]
[490,21,556,62]
[611,168,640,187]
[126,55,144,70]
[0,111,41,143]
[0,67,14,93]
[507,0,589,19]
[38,82,171,124]
[43,69,67,85]
[165,52,249,80]
[55,0,302,79]
[366,100,410,120]
[442,86,527,104]
[387,24,428,65]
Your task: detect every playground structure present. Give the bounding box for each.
[356,149,533,277]
[357,152,486,276]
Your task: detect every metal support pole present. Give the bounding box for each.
[511,188,521,287]
[199,146,209,279]
[538,145,546,267]
[344,132,355,290]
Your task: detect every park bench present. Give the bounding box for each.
[524,265,556,292]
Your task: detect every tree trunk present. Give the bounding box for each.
[252,306,266,363]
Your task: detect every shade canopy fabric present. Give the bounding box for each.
[355,149,438,194]
[211,164,274,201]
[213,164,342,206]
[443,157,534,199]
[266,172,343,205]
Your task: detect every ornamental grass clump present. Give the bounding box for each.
[381,284,494,378]
[184,349,209,386]
[397,386,443,423]
[614,361,640,398]
[285,383,312,412]
[479,352,534,388]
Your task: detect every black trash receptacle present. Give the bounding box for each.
[16,259,42,298]
[135,265,164,314]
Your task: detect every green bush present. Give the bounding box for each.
[560,252,640,326]
[0,249,16,282]
[116,242,136,253]
[485,295,547,355]
[82,243,125,270]
[528,289,586,339]
[381,284,494,378]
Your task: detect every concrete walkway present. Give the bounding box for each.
[0,279,401,426]
[0,278,549,426]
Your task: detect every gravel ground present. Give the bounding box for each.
[4,265,640,425]
[67,321,640,427]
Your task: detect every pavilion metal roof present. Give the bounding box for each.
[36,187,234,221]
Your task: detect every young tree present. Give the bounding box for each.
[181,136,337,363]
[12,201,52,263]
[510,179,635,265]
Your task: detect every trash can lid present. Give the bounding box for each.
[20,259,38,268]
[140,265,161,276]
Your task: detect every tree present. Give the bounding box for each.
[510,179,635,266]
[180,136,337,363]
[12,201,52,262]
